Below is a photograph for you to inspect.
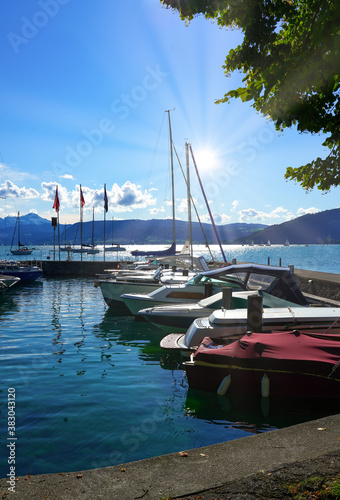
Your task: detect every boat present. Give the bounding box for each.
[0,275,20,293]
[98,254,210,310]
[121,262,308,316]
[184,328,340,399]
[60,224,73,252]
[105,218,126,252]
[0,260,43,282]
[72,246,89,254]
[140,263,308,333]
[131,241,176,258]
[163,301,340,353]
[10,212,33,255]
[284,239,290,246]
[86,208,100,254]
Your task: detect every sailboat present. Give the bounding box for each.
[105,217,126,252]
[131,110,176,258]
[60,224,73,252]
[87,208,100,254]
[10,212,33,255]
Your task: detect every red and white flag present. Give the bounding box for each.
[80,185,85,208]
[53,186,60,213]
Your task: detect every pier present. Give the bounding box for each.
[28,258,340,306]
[40,259,120,277]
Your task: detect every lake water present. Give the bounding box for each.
[1,244,340,478]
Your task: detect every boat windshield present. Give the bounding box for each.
[187,274,245,289]
[246,273,278,291]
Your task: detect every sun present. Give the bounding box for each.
[193,149,217,171]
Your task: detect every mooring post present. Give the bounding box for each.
[222,287,232,309]
[247,293,263,332]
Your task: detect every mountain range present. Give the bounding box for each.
[0,208,339,246]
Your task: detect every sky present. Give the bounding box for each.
[0,0,338,226]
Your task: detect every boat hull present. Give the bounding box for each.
[10,249,33,256]
[0,262,43,282]
[99,280,161,309]
[185,362,340,399]
[184,330,340,399]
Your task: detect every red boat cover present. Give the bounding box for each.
[196,330,340,370]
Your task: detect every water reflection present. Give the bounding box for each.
[95,307,183,370]
[185,389,340,433]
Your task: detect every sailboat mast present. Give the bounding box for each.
[17,211,20,247]
[185,143,193,263]
[92,207,94,247]
[166,109,175,245]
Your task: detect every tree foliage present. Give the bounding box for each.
[161,0,340,191]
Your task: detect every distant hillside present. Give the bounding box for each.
[233,208,340,245]
[2,209,340,246]
[0,214,266,246]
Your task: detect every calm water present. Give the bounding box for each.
[1,244,340,477]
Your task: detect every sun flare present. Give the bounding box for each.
[194,149,217,171]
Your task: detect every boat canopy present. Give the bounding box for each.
[195,263,308,306]
[195,330,340,373]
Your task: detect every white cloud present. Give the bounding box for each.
[297,207,320,217]
[237,206,319,223]
[60,174,74,180]
[40,181,158,214]
[200,212,232,224]
[238,208,268,222]
[0,180,39,199]
[231,200,239,211]
[149,207,165,216]
[41,182,69,208]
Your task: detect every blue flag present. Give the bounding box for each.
[104,184,108,213]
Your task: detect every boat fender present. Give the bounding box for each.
[261,374,270,398]
[117,264,120,269]
[217,375,231,396]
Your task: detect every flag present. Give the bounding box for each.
[53,186,60,213]
[80,185,85,208]
[104,184,108,213]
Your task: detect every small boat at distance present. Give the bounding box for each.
[10,212,33,255]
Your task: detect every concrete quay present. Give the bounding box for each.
[1,414,339,500]
[38,260,340,305]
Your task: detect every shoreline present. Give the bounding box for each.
[1,413,339,499]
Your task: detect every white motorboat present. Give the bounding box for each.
[161,302,340,354]
[121,263,308,316]
[0,275,20,293]
[98,255,210,310]
[139,289,303,334]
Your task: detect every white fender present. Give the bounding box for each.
[217,375,231,396]
[261,374,270,398]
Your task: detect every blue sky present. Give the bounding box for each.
[0,0,338,225]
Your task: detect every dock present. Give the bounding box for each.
[24,259,340,306]
[40,259,120,277]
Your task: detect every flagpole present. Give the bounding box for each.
[58,210,60,263]
[52,185,61,263]
[103,184,106,263]
[80,184,83,262]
